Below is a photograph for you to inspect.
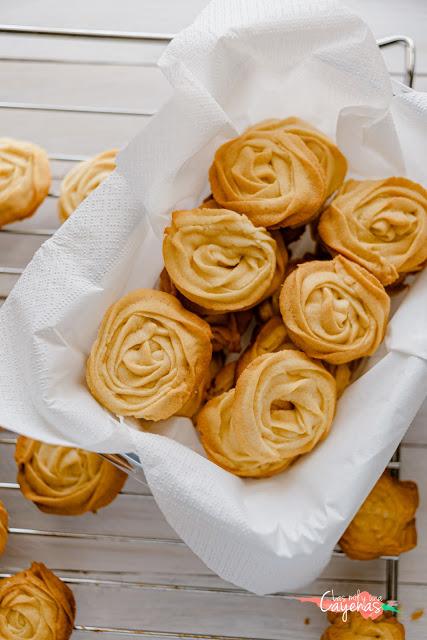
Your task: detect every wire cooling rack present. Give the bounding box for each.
[0,24,416,637]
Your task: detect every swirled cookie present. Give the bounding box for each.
[0,562,76,640]
[163,208,279,311]
[58,148,117,221]
[0,500,8,556]
[236,316,296,379]
[86,289,212,421]
[339,471,418,560]
[0,138,51,226]
[209,129,326,227]
[247,117,347,197]
[197,350,336,478]
[280,255,390,364]
[319,178,427,285]
[322,612,405,640]
[15,436,127,515]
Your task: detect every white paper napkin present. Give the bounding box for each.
[1,0,426,594]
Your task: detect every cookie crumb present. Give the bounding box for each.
[304,617,310,625]
[411,609,424,621]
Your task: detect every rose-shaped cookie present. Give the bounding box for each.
[319,178,427,285]
[0,138,51,227]
[248,117,347,197]
[15,436,127,515]
[163,208,280,311]
[236,316,296,378]
[339,471,418,560]
[0,562,76,640]
[280,255,390,364]
[209,129,326,227]
[325,359,363,398]
[86,289,212,421]
[0,500,8,556]
[197,350,336,478]
[322,612,405,640]
[58,148,117,221]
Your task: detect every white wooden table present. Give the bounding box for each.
[0,1,426,638]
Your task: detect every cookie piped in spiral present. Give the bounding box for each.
[163,208,281,311]
[86,289,212,421]
[280,255,390,364]
[209,130,326,227]
[15,436,127,516]
[197,350,336,478]
[58,148,117,221]
[0,138,51,226]
[319,177,427,285]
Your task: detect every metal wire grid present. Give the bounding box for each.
[0,24,416,638]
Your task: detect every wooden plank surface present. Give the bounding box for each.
[0,2,426,638]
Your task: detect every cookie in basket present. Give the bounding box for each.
[246,117,347,198]
[86,289,212,421]
[322,611,405,639]
[15,436,127,515]
[280,255,390,364]
[339,470,419,560]
[209,126,327,228]
[0,137,51,227]
[163,208,284,312]
[197,350,336,478]
[58,148,117,221]
[0,562,76,640]
[319,177,427,286]
[0,499,8,556]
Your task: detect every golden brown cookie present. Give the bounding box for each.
[325,359,363,398]
[319,178,427,286]
[322,611,405,640]
[0,562,76,640]
[86,289,212,421]
[163,208,279,311]
[235,316,296,379]
[205,360,237,402]
[339,471,418,560]
[280,255,390,364]
[15,436,127,515]
[247,117,347,197]
[0,500,8,556]
[197,350,336,478]
[58,148,117,221]
[0,138,51,227]
[209,128,326,227]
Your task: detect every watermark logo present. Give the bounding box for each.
[295,590,399,621]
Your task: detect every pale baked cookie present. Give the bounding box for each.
[322,612,405,640]
[247,117,347,197]
[209,129,326,227]
[86,289,212,421]
[0,500,8,556]
[339,471,418,560]
[0,562,76,640]
[0,138,50,226]
[15,436,127,516]
[197,350,336,478]
[319,177,427,286]
[163,208,280,312]
[58,148,117,221]
[235,316,296,379]
[280,255,390,364]
[325,359,363,398]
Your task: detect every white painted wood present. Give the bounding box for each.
[0,2,425,638]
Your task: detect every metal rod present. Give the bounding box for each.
[0,101,154,117]
[377,35,415,87]
[0,227,56,237]
[0,25,174,42]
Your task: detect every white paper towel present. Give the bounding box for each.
[1,0,427,594]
